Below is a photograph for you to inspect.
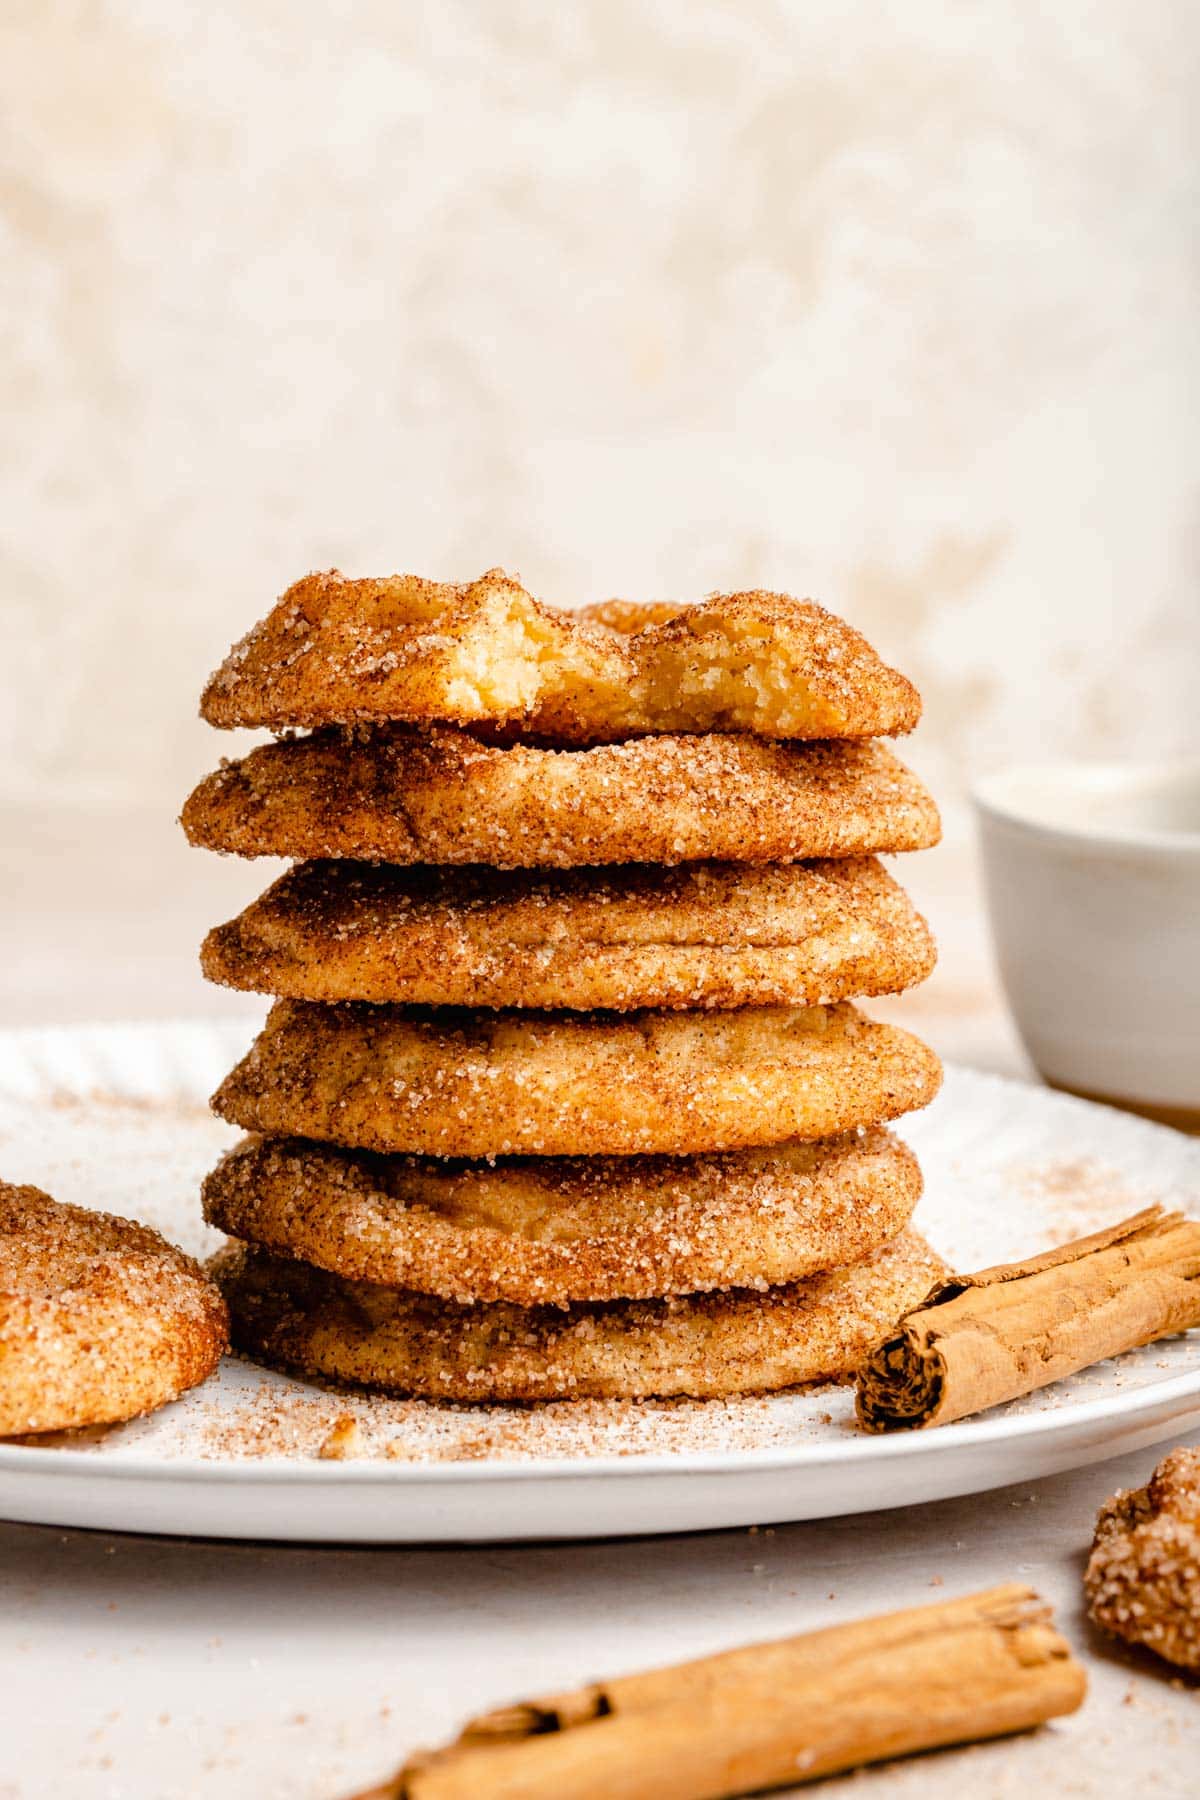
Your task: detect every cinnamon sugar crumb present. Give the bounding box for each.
[317,1414,362,1460]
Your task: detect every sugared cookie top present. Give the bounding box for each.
[200,568,922,743]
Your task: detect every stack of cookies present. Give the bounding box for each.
[184,569,945,1403]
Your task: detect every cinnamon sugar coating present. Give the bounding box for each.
[0,1180,228,1435]
[200,856,936,1011]
[211,1000,943,1159]
[200,568,921,743]
[202,1129,921,1305]
[181,726,941,869]
[212,1228,944,1401]
[1085,1447,1200,1670]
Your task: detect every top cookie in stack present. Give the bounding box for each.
[185,569,945,1404]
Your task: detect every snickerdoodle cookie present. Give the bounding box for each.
[212,1228,944,1401]
[0,1180,228,1435]
[200,856,936,1011]
[200,568,921,743]
[202,1128,921,1305]
[182,727,940,870]
[211,1000,943,1159]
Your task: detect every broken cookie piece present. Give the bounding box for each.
[1085,1446,1200,1671]
[199,567,921,742]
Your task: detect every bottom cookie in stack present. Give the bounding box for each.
[206,1132,943,1401]
[212,1232,941,1403]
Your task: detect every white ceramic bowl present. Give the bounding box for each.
[973,760,1200,1126]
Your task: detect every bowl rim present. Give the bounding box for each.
[972,757,1200,855]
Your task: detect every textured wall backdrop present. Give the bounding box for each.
[2,3,1198,836]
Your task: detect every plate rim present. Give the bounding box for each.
[2,1362,1198,1487]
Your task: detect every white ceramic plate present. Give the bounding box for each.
[0,1018,1197,1543]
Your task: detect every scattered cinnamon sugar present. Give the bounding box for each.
[1008,1157,1140,1244]
[188,1366,849,1464]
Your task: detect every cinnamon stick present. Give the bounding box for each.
[353,1585,1085,1800]
[856,1205,1200,1432]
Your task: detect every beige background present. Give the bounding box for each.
[2,3,1198,1030]
[3,3,1198,823]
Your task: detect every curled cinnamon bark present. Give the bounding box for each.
[856,1205,1200,1432]
[353,1585,1085,1800]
